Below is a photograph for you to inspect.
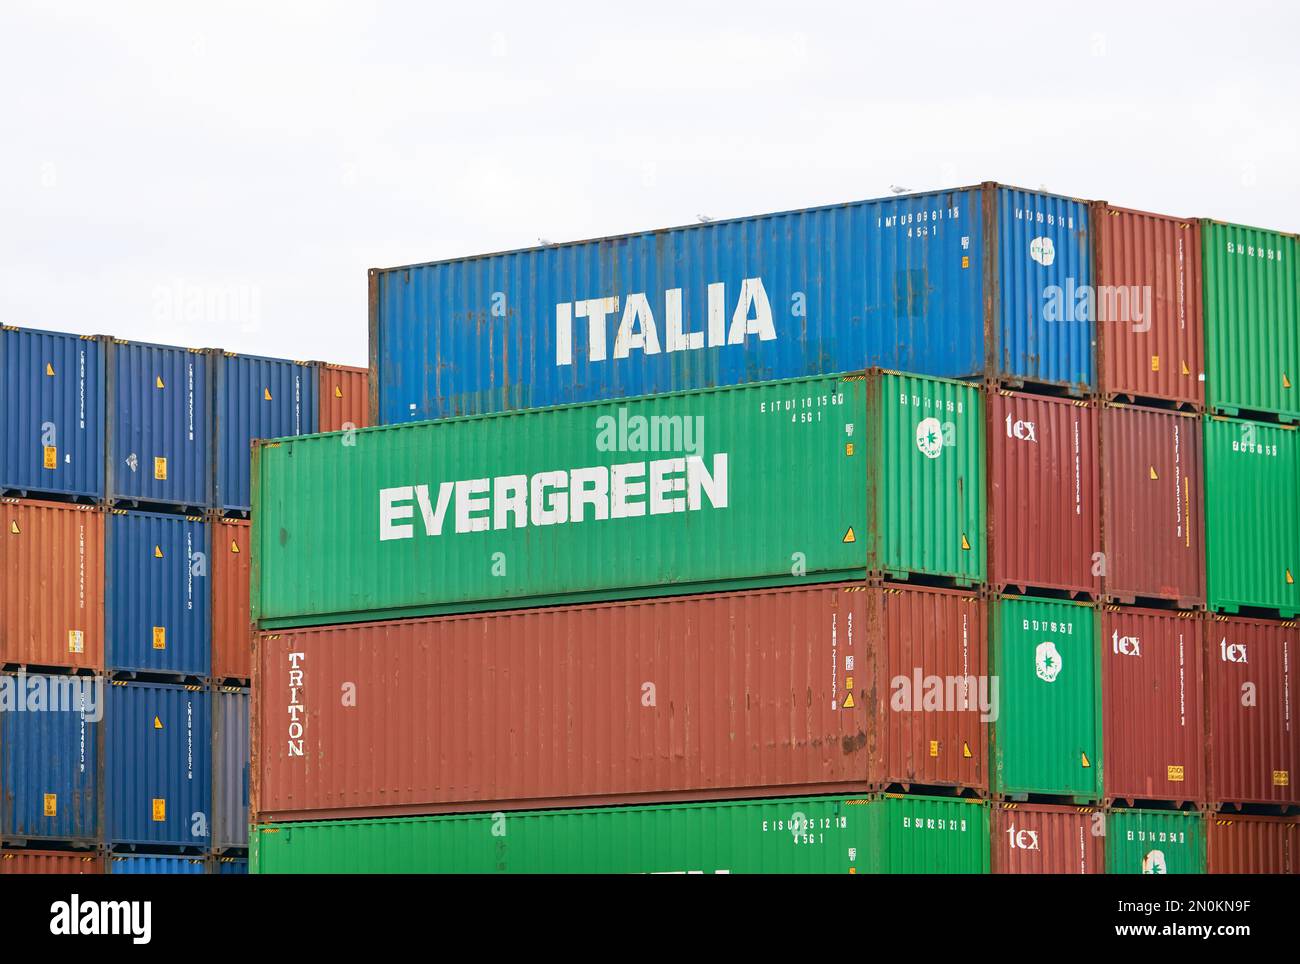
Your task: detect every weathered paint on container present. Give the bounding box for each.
[990,803,1103,874]
[211,518,250,681]
[1105,809,1205,874]
[1101,607,1204,806]
[0,851,101,874]
[1205,814,1298,874]
[253,372,984,630]
[1202,221,1300,419]
[105,340,212,510]
[987,392,1099,595]
[0,499,104,671]
[214,352,317,513]
[0,326,104,500]
[0,673,100,843]
[106,510,210,677]
[1204,415,1300,615]
[109,854,206,874]
[990,596,1101,801]
[1204,615,1298,808]
[1093,205,1203,407]
[317,363,369,433]
[213,687,249,850]
[1100,405,1205,606]
[104,681,210,848]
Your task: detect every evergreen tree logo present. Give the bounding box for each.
[915,417,944,460]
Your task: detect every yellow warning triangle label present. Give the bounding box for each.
[264,387,273,401]
[1287,569,1294,585]
[961,534,971,550]
[155,375,165,389]
[45,362,55,376]
[1285,373,1293,389]
[842,527,856,544]
[842,692,855,709]
[1149,466,1159,480]
[154,545,163,558]
[153,716,163,730]
[9,521,18,534]
[963,742,972,759]
[1081,751,1091,768]
[231,540,240,553]
[1181,360,1191,376]
[334,385,343,398]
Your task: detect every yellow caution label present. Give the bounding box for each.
[230,540,240,553]
[152,626,166,650]
[842,527,856,544]
[1288,569,1295,585]
[263,387,273,401]
[842,692,855,709]
[963,742,972,759]
[1149,466,1158,480]
[67,630,84,654]
[44,794,57,817]
[1285,373,1293,390]
[961,534,971,551]
[961,255,969,269]
[1167,765,1185,782]
[334,384,344,398]
[1151,355,1160,372]
[1274,770,1290,787]
[45,362,55,376]
[152,798,166,822]
[153,715,163,730]
[844,442,854,457]
[845,676,854,690]
[1181,360,1191,376]
[9,521,19,534]
[43,445,57,470]
[1081,751,1091,768]
[155,375,165,389]
[929,740,939,758]
[153,456,167,480]
[154,545,163,558]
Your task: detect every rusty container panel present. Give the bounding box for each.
[1205,814,1299,874]
[253,583,877,822]
[1093,205,1204,407]
[987,392,1099,595]
[1102,607,1205,806]
[212,518,251,681]
[1100,404,1205,605]
[991,803,1104,874]
[0,851,101,874]
[1205,615,1299,808]
[0,499,104,671]
[866,585,988,792]
[317,363,369,433]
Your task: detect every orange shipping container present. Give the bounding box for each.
[317,363,369,433]
[1205,814,1299,874]
[212,517,251,681]
[0,850,102,874]
[991,803,1104,874]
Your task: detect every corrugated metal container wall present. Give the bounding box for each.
[253,584,873,822]
[1100,405,1205,606]
[1202,221,1300,419]
[1204,615,1298,808]
[109,854,206,874]
[1204,416,1300,615]
[0,851,101,874]
[0,327,104,500]
[104,682,211,848]
[317,363,369,433]
[213,855,248,874]
[214,353,317,513]
[1101,608,1204,806]
[213,687,249,850]
[106,510,210,677]
[1106,809,1205,874]
[211,518,250,681]
[0,673,100,842]
[987,392,1099,595]
[1205,814,1298,874]
[105,340,212,510]
[864,795,990,873]
[991,803,1103,874]
[990,596,1101,801]
[1094,206,1204,407]
[0,499,104,671]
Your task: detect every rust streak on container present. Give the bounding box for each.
[212,517,251,681]
[1205,814,1299,874]
[991,803,1104,874]
[317,363,369,434]
[0,851,102,874]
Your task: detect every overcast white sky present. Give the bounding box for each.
[2,1,1296,367]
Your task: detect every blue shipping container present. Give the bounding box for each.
[372,183,1093,423]
[212,687,248,851]
[106,510,211,677]
[1,326,105,499]
[0,672,101,842]
[104,681,210,847]
[214,353,317,512]
[214,856,248,874]
[110,854,207,874]
[106,340,212,510]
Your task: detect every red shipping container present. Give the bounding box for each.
[1093,204,1204,408]
[1100,404,1205,606]
[987,392,1099,596]
[1206,814,1299,874]
[317,363,369,433]
[0,850,102,874]
[0,498,104,671]
[991,803,1104,874]
[1205,615,1299,808]
[1102,607,1205,806]
[212,517,251,681]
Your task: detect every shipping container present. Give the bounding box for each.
[1205,814,1298,874]
[1202,221,1300,419]
[213,855,248,874]
[1105,808,1205,874]
[990,803,1103,874]
[1204,615,1299,808]
[0,326,105,500]
[371,183,1091,426]
[106,510,210,677]
[0,499,104,671]
[1093,205,1203,407]
[0,850,101,874]
[1101,607,1204,806]
[1204,415,1300,615]
[317,363,369,433]
[253,793,988,874]
[213,686,248,851]
[987,392,1099,595]
[211,518,250,681]
[213,352,317,513]
[0,673,101,842]
[990,596,1101,801]
[104,682,210,848]
[253,371,984,630]
[109,854,206,874]
[1100,404,1205,606]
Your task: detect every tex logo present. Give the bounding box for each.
[1005,414,1037,443]
[1142,850,1168,874]
[1219,638,1248,664]
[1111,631,1141,657]
[1005,824,1040,850]
[915,417,944,459]
[1035,641,1063,682]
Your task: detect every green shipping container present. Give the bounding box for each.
[1106,809,1205,874]
[251,794,990,874]
[252,371,985,629]
[990,596,1102,802]
[1202,221,1300,419]
[1204,415,1300,615]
